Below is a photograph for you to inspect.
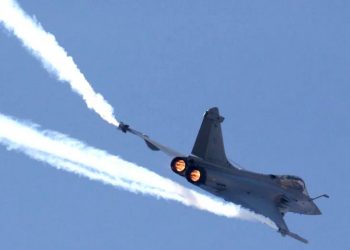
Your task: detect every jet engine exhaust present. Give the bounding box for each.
[171,157,188,175]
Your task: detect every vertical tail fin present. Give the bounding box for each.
[191,107,230,167]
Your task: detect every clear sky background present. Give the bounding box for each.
[0,1,349,249]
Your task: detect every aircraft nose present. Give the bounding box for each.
[310,203,322,215]
[312,207,321,215]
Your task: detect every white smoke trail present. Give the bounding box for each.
[0,0,277,229]
[0,113,276,228]
[0,0,119,126]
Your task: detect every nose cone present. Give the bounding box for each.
[312,206,322,215]
[309,202,322,215]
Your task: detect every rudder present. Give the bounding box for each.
[191,107,230,167]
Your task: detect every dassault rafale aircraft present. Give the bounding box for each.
[118,107,328,244]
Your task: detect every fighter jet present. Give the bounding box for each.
[118,107,328,244]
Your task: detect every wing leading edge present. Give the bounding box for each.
[118,122,184,157]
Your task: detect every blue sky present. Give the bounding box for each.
[0,1,349,249]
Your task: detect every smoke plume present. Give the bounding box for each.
[0,0,119,126]
[0,113,276,228]
[0,0,277,230]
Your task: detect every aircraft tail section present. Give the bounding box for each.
[191,107,231,167]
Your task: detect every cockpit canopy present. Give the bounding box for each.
[279,175,309,195]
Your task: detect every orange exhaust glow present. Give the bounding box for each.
[174,159,186,173]
[190,169,201,182]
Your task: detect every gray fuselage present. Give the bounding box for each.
[186,155,321,217]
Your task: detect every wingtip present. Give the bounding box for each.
[118,122,130,133]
